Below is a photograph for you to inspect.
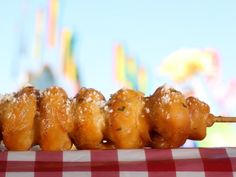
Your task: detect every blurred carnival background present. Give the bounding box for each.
[0,0,236,147]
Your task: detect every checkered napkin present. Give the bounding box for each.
[0,148,235,177]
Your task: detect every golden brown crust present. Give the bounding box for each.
[70,88,109,149]
[186,96,210,140]
[0,85,218,150]
[0,86,38,150]
[147,85,190,148]
[105,89,151,149]
[0,97,4,141]
[38,86,73,151]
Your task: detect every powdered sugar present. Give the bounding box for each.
[161,94,170,104]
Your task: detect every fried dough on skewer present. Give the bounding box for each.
[38,87,73,151]
[70,88,110,149]
[105,89,151,148]
[0,84,235,150]
[0,86,38,150]
[186,96,214,140]
[146,86,191,148]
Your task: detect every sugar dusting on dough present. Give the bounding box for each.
[0,93,14,103]
[161,94,170,104]
[65,99,71,115]
[145,107,150,113]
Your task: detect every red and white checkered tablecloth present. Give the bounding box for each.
[0,148,235,177]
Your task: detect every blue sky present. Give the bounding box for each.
[0,0,236,96]
[62,0,236,93]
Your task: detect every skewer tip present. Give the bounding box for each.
[214,115,236,123]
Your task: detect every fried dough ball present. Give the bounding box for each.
[186,96,214,140]
[38,86,73,151]
[105,89,150,148]
[0,97,4,142]
[0,86,38,150]
[70,88,110,149]
[0,95,8,144]
[0,130,1,143]
[147,85,190,148]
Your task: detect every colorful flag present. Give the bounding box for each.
[61,28,80,91]
[114,44,148,93]
[48,0,59,47]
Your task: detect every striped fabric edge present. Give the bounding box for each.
[0,148,235,177]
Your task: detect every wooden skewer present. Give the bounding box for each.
[214,116,236,123]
